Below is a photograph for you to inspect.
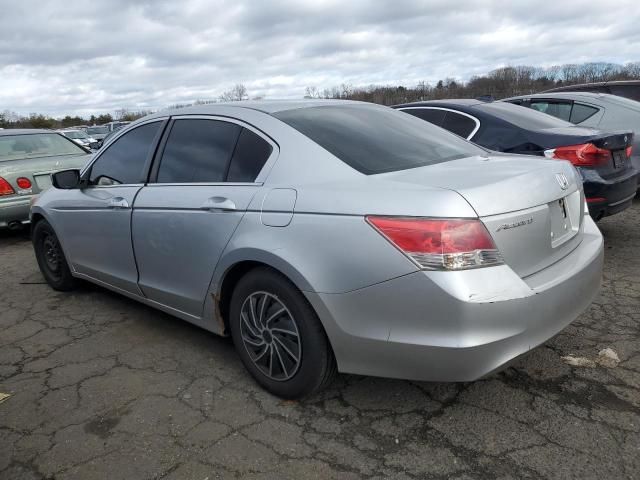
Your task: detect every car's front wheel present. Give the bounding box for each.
[229,267,336,399]
[33,220,77,291]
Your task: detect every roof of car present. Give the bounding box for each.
[504,92,611,101]
[394,99,485,108]
[545,80,640,91]
[166,99,365,116]
[126,99,371,125]
[0,129,54,136]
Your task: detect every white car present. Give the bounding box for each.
[57,129,97,149]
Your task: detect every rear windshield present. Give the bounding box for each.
[0,133,86,161]
[87,126,109,135]
[274,104,484,174]
[477,102,573,130]
[63,130,88,139]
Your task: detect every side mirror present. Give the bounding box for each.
[52,169,81,189]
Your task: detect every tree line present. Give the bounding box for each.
[305,61,640,105]
[0,109,152,130]
[2,62,639,129]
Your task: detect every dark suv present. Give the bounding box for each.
[544,80,640,102]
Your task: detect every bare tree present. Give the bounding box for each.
[219,84,249,102]
[304,86,322,99]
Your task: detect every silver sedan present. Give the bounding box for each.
[31,100,604,398]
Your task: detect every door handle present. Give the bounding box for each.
[108,197,130,209]
[200,196,237,211]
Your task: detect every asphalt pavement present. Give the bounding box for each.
[1,199,639,479]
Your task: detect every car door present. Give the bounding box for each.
[132,116,276,317]
[50,119,166,294]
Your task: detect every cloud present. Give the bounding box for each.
[0,0,639,116]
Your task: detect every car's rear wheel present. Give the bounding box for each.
[33,220,77,291]
[229,267,336,399]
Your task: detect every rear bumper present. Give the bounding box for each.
[0,196,32,228]
[307,216,603,382]
[581,167,638,219]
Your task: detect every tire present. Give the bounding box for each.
[32,220,77,292]
[229,267,337,399]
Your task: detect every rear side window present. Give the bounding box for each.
[530,101,572,122]
[570,103,599,123]
[442,112,477,138]
[157,119,241,183]
[478,102,572,130]
[402,108,446,126]
[274,105,484,175]
[89,122,161,185]
[227,128,273,182]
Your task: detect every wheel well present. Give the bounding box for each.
[218,261,269,334]
[30,213,44,233]
[218,261,313,336]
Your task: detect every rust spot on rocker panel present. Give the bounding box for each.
[211,292,228,336]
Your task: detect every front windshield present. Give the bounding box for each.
[63,130,89,139]
[0,133,87,161]
[87,126,109,135]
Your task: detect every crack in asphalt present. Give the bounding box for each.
[1,200,639,479]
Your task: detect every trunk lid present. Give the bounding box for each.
[0,153,91,195]
[382,155,585,277]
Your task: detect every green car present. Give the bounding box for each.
[0,129,91,229]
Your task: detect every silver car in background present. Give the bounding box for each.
[58,129,99,149]
[31,100,603,398]
[0,129,91,229]
[503,92,640,179]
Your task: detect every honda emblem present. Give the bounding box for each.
[555,173,569,190]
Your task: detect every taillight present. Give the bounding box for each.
[16,177,32,189]
[366,216,503,270]
[626,145,633,158]
[0,177,15,196]
[544,143,611,167]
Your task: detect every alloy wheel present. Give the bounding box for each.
[239,291,301,381]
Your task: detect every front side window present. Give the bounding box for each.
[156,119,241,183]
[442,112,478,139]
[0,133,86,161]
[275,105,484,175]
[89,122,161,185]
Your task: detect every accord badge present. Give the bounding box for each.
[496,218,533,232]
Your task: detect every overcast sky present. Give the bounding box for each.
[1,0,639,117]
